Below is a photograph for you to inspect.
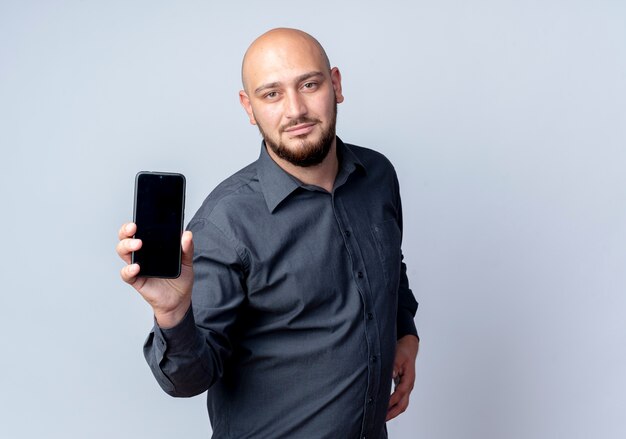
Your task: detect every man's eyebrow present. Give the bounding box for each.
[254,71,325,95]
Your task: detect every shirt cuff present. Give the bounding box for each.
[397,307,419,341]
[152,305,200,355]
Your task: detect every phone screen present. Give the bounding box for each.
[132,172,186,278]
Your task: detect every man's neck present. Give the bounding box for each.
[266,139,339,193]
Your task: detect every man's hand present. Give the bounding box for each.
[116,222,194,328]
[387,334,419,421]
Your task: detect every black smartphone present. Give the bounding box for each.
[132,171,186,278]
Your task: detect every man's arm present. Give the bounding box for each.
[142,218,247,396]
[387,257,419,421]
[117,219,245,397]
[117,222,211,396]
[388,170,420,421]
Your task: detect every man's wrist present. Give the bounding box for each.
[398,334,419,357]
[155,302,191,329]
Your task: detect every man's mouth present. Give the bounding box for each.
[283,122,317,137]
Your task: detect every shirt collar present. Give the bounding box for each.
[257,137,367,214]
[337,137,366,177]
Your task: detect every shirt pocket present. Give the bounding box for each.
[370,219,402,293]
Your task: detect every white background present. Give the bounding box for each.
[1,1,625,438]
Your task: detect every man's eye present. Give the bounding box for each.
[303,82,317,89]
[265,91,278,99]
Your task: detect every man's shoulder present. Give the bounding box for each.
[190,160,263,224]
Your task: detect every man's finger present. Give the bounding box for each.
[181,231,194,266]
[387,366,415,421]
[120,263,141,285]
[388,388,402,409]
[118,222,136,240]
[387,377,411,421]
[116,238,142,263]
[386,393,409,421]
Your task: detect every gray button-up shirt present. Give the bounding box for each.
[144,138,418,438]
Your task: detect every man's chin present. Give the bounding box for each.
[268,140,331,167]
[280,137,320,153]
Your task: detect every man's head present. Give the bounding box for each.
[239,28,344,167]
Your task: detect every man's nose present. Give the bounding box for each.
[284,90,307,119]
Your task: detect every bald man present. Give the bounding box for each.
[117,28,418,438]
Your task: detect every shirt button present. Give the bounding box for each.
[371,355,377,363]
[345,230,351,237]
[367,397,374,404]
[357,271,364,278]
[367,312,374,320]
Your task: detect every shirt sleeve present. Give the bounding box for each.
[396,254,419,340]
[143,217,247,397]
[394,171,419,341]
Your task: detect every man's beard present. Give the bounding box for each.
[258,103,337,168]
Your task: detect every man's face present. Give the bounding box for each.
[240,34,344,167]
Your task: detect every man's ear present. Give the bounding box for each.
[330,67,344,104]
[239,90,257,125]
